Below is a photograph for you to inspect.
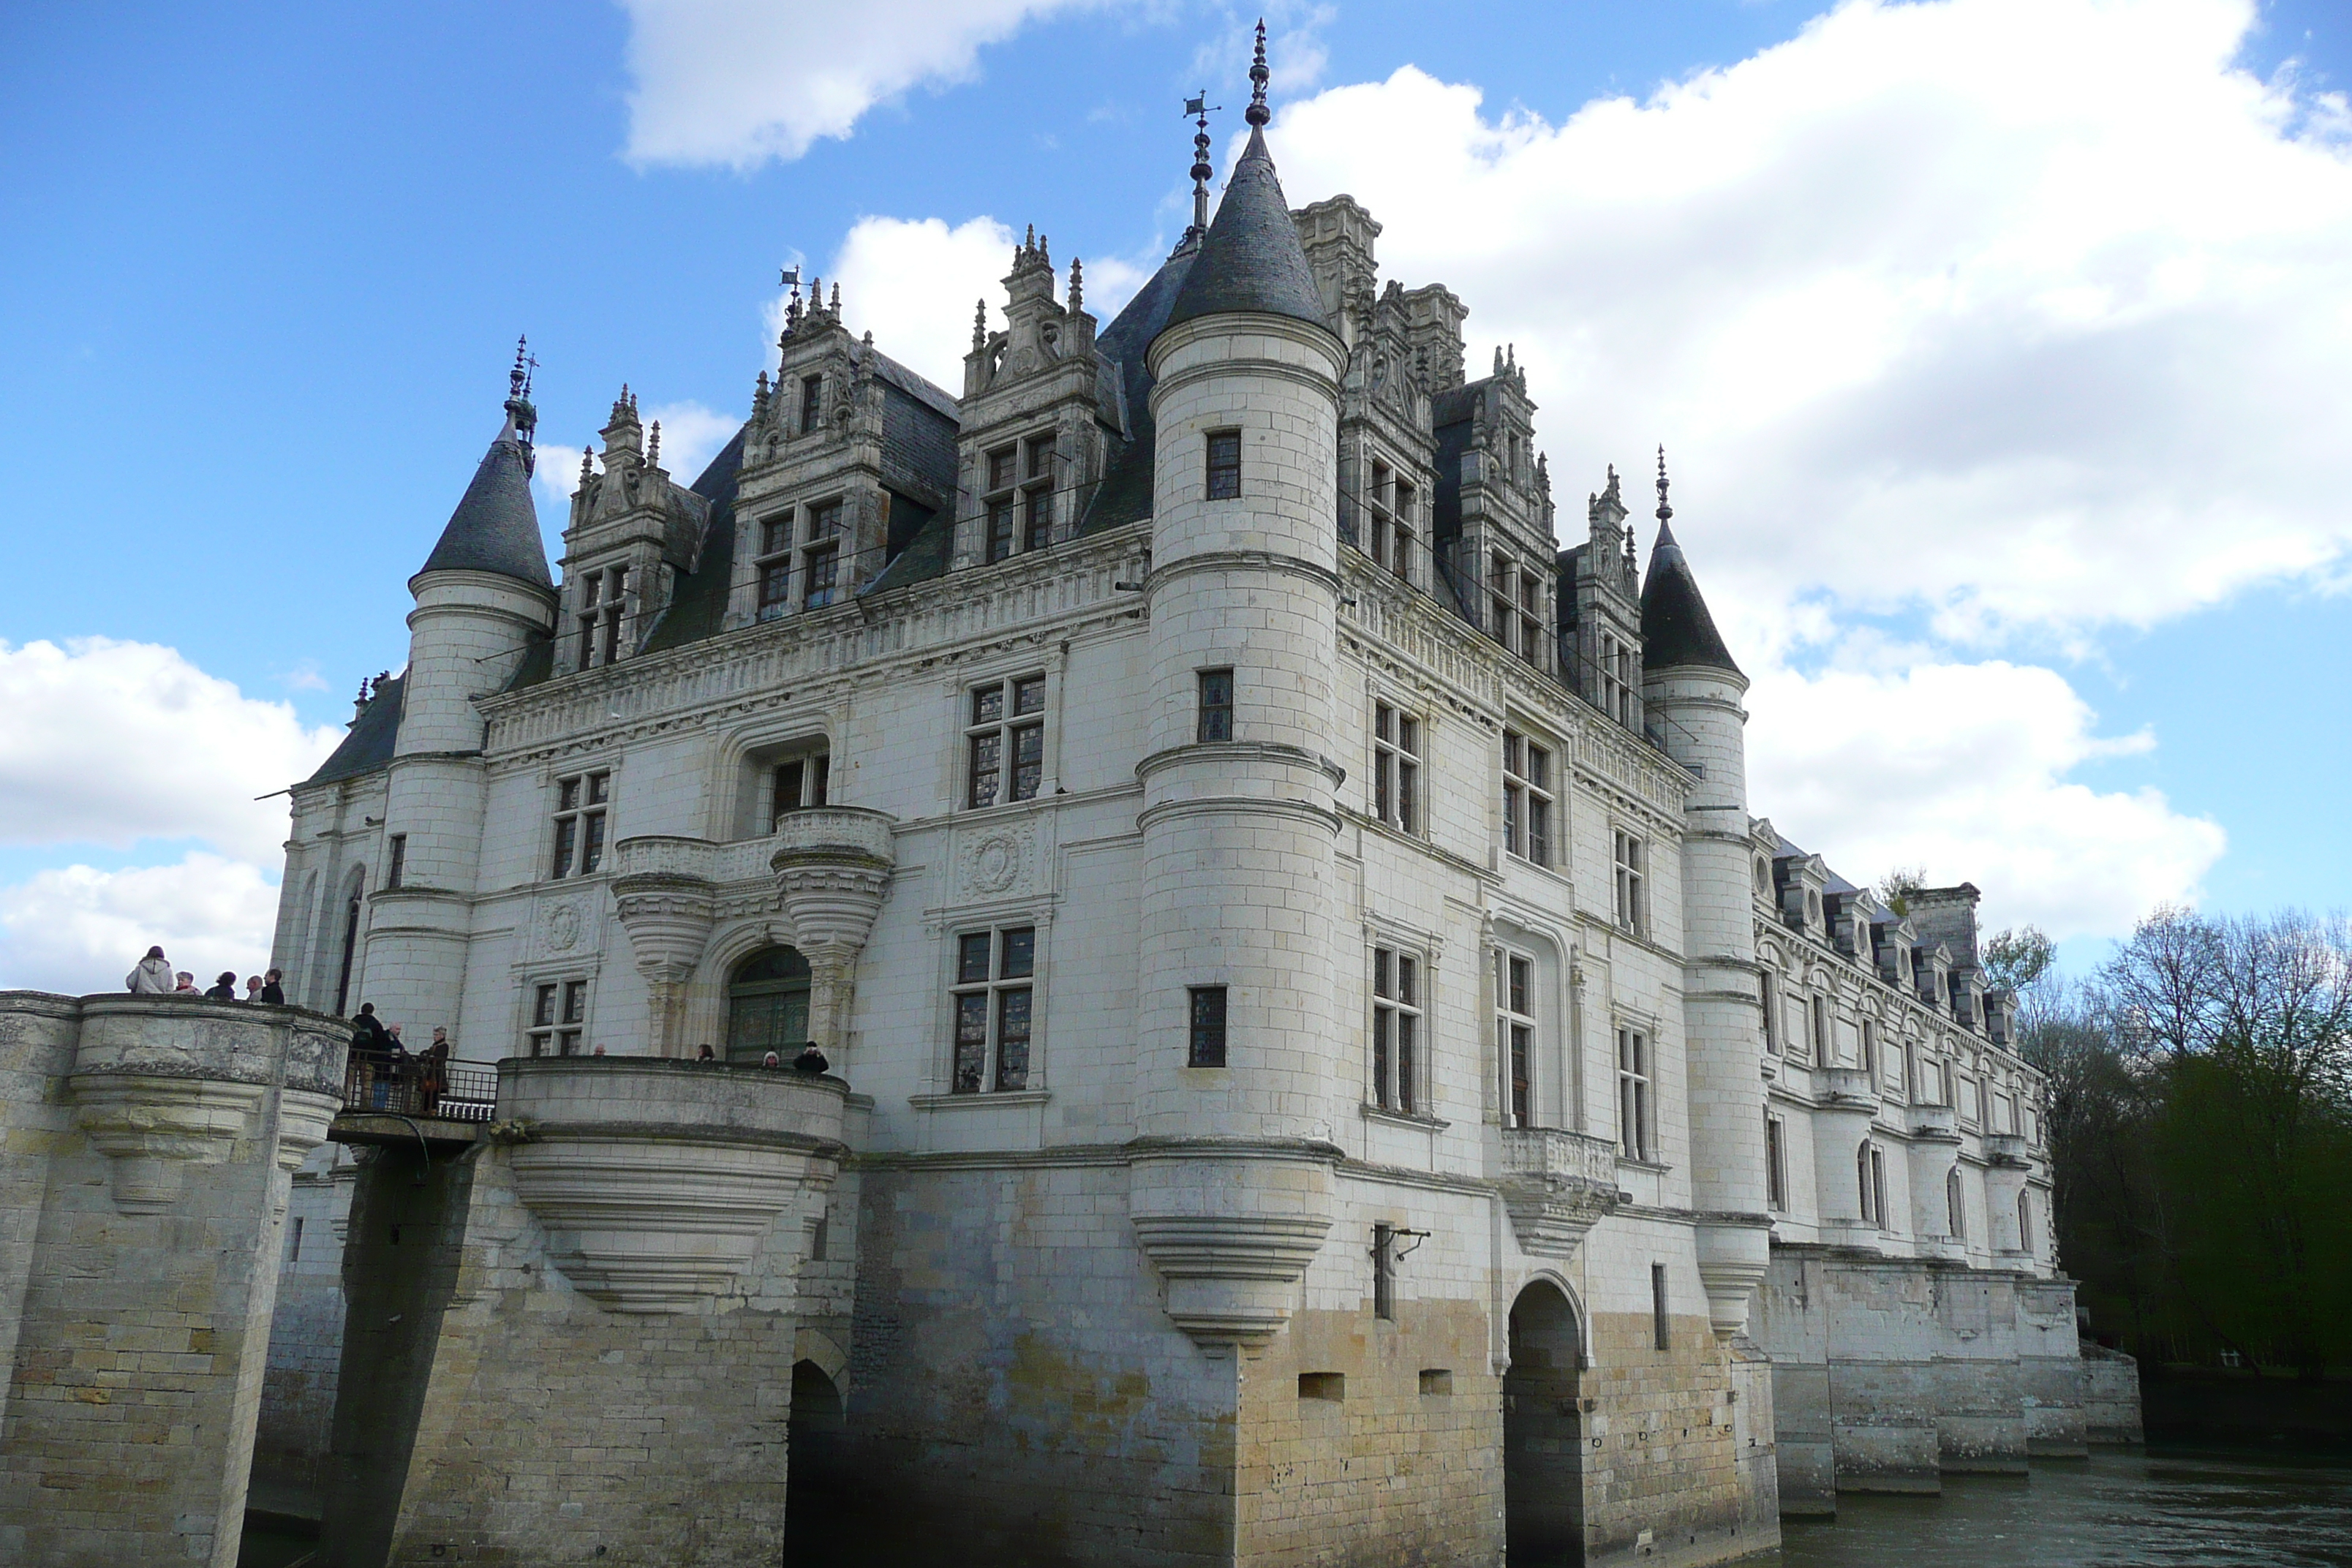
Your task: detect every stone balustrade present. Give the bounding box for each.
[1496,1126,1622,1261]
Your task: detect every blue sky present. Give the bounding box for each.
[1,0,2346,990]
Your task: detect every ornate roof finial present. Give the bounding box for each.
[578,447,593,483]
[1068,256,1084,314]
[1037,234,1049,269]
[1655,445,1673,526]
[973,298,987,350]
[647,420,660,467]
[1183,92,1221,238]
[831,280,842,314]
[1245,18,1271,128]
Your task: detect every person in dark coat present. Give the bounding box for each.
[204,971,238,1000]
[260,970,287,1006]
[351,1004,393,1106]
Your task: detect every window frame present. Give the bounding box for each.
[1760,968,1782,1055]
[385,833,407,891]
[753,508,796,614]
[1947,1165,1967,1240]
[770,750,832,826]
[1495,946,1537,1128]
[1362,457,1415,586]
[800,497,846,610]
[1188,985,1229,1068]
[1501,728,1555,868]
[1617,1024,1652,1161]
[550,769,611,879]
[1613,829,1647,935]
[1197,668,1235,744]
[1371,699,1422,835]
[949,924,1037,1094]
[1765,1113,1787,1211]
[527,976,591,1058]
[1205,429,1242,500]
[1370,943,1425,1115]
[963,674,1048,810]
[576,565,631,669]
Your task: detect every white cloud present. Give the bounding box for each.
[815,216,1150,391]
[1745,659,2225,941]
[620,0,1117,170]
[0,639,342,865]
[1264,0,2352,647]
[1240,0,2345,938]
[0,853,280,998]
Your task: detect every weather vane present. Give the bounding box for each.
[1183,92,1221,238]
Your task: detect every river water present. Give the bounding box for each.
[1773,1448,2352,1568]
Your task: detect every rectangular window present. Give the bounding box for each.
[1613,830,1646,933]
[1205,430,1241,499]
[754,510,796,612]
[800,375,823,434]
[1810,994,1830,1060]
[1372,701,1421,834]
[1372,1223,1395,1322]
[551,772,610,878]
[386,834,407,890]
[949,925,1036,1093]
[965,675,1047,808]
[772,753,830,824]
[1765,1115,1787,1210]
[1188,986,1228,1068]
[576,565,630,666]
[1023,486,1052,551]
[987,446,1017,493]
[1861,1019,1879,1081]
[1598,631,1635,727]
[1948,1167,1967,1240]
[1502,730,1553,867]
[290,1214,305,1264]
[1652,1263,1671,1352]
[1197,668,1234,744]
[758,557,793,610]
[1975,1074,1991,1129]
[1618,1026,1651,1161]
[802,500,845,608]
[1858,1141,1888,1227]
[1371,946,1422,1114]
[1496,949,1534,1128]
[1760,970,1782,1055]
[1362,460,1415,587]
[527,979,588,1057]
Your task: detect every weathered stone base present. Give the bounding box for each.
[1757,1246,2141,1515]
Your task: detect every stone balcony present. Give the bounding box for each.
[1497,1126,1622,1261]
[1906,1102,1961,1141]
[1817,1066,1880,1109]
[1986,1131,2032,1169]
[500,1055,850,1312]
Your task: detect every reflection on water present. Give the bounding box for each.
[1774,1449,2352,1568]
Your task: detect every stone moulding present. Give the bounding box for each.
[500,1057,850,1313]
[71,1076,269,1213]
[1128,1142,1338,1352]
[1694,1212,1776,1339]
[1497,1126,1621,1261]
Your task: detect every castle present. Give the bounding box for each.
[0,39,2136,1568]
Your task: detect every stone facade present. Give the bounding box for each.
[218,48,2135,1567]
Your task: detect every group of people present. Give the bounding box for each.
[125,946,284,1003]
[348,1003,454,1115]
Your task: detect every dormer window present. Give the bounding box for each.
[983,436,1056,563]
[577,566,630,668]
[799,375,823,435]
[1599,632,1634,726]
[1754,857,1771,897]
[754,513,794,615]
[802,499,845,608]
[1365,460,1415,586]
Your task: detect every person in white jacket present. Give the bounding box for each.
[126,946,174,994]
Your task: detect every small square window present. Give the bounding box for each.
[1198,668,1234,743]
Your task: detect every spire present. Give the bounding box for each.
[416,355,554,589]
[1183,91,1221,240]
[973,298,988,351]
[1638,456,1738,676]
[1245,18,1270,127]
[1068,256,1084,314]
[1158,31,1327,339]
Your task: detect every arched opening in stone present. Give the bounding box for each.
[726,946,811,1064]
[1505,1278,1586,1566]
[783,1357,848,1567]
[328,865,368,1016]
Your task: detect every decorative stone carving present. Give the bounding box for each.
[72,1077,268,1213]
[1497,1127,1621,1261]
[502,1057,850,1313]
[1128,1145,1337,1351]
[544,900,583,954]
[960,826,1032,897]
[770,807,897,1060]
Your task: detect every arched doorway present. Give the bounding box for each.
[1504,1280,1586,1566]
[783,1359,847,1567]
[726,946,811,1064]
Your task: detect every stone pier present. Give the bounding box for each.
[322,1055,849,1567]
[0,991,345,1568]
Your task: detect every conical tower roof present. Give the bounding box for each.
[1640,520,1741,676]
[417,381,553,589]
[1158,125,1328,339]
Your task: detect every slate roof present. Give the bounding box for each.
[418,417,554,589]
[1076,235,1199,535]
[1158,128,1328,339]
[304,674,406,786]
[1639,520,1741,676]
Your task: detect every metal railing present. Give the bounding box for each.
[338,1055,498,1123]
